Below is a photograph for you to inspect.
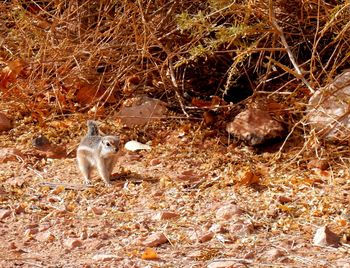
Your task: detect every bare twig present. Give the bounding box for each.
[39,181,90,190]
[168,58,189,117]
[268,0,315,94]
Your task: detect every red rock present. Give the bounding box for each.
[215,233,236,244]
[99,232,110,240]
[80,229,88,240]
[36,231,54,242]
[64,238,83,249]
[118,96,167,127]
[89,206,104,215]
[177,169,201,182]
[0,187,7,195]
[125,152,142,161]
[278,196,292,204]
[94,242,106,250]
[209,223,227,234]
[8,241,17,249]
[0,112,12,131]
[155,211,180,220]
[244,251,255,259]
[48,196,61,203]
[198,231,214,243]
[228,221,254,236]
[313,226,339,247]
[153,190,164,197]
[0,209,11,220]
[24,228,39,237]
[264,248,285,260]
[88,231,98,238]
[216,204,242,221]
[150,158,161,166]
[38,223,51,232]
[336,259,350,268]
[32,135,67,159]
[207,260,242,268]
[14,204,26,214]
[142,233,168,247]
[92,254,119,261]
[26,223,38,229]
[226,108,285,146]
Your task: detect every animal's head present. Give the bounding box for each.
[100,136,120,156]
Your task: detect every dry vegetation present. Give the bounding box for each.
[1,0,350,267]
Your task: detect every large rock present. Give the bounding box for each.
[308,70,350,140]
[226,108,285,146]
[118,96,167,127]
[313,226,339,247]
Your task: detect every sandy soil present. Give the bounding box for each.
[0,120,350,268]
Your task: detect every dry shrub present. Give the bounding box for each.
[174,0,350,102]
[0,0,199,114]
[0,0,349,117]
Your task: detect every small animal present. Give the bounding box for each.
[77,121,120,186]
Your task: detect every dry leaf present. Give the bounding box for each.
[141,248,159,260]
[203,111,216,126]
[0,59,25,89]
[123,75,141,95]
[52,185,65,195]
[278,204,294,213]
[237,170,260,186]
[192,96,225,108]
[154,211,180,221]
[76,81,116,105]
[191,98,212,108]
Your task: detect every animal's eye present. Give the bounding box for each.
[106,142,111,147]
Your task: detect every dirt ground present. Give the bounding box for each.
[1,117,350,268]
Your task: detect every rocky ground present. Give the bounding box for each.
[1,116,350,268]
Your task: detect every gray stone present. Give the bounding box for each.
[308,70,350,140]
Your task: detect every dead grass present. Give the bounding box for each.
[1,1,349,110]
